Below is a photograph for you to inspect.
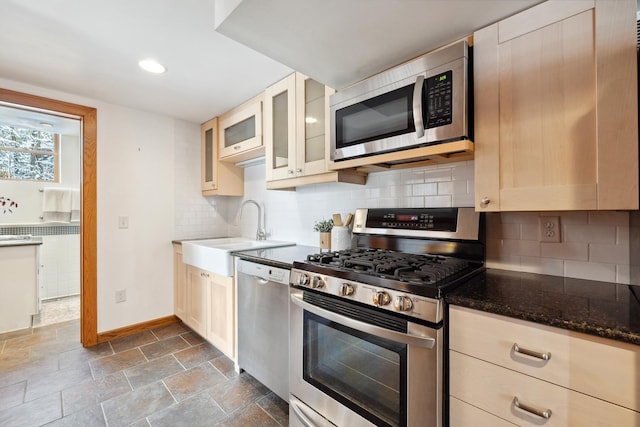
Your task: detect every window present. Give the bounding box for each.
[0,125,59,181]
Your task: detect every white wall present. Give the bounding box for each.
[0,78,199,333]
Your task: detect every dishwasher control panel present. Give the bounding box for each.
[236,259,291,285]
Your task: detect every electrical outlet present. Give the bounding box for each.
[539,216,561,243]
[118,216,129,229]
[115,289,126,303]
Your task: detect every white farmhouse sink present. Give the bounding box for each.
[181,237,294,276]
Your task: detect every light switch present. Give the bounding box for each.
[118,216,129,229]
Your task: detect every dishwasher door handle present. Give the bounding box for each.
[291,293,436,348]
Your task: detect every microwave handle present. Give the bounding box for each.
[413,75,425,139]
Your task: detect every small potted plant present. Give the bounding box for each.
[313,219,334,250]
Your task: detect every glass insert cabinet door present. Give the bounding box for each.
[218,94,263,159]
[265,72,334,182]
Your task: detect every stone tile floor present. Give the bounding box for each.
[0,320,289,426]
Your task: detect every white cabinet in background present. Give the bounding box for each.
[0,244,39,333]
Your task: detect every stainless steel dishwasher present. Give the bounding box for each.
[236,258,290,401]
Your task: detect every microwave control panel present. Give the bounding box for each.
[425,70,453,129]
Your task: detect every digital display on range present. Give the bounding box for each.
[367,208,458,231]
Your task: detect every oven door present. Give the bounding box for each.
[289,288,442,427]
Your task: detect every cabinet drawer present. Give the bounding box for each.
[449,306,640,412]
[450,396,516,427]
[450,351,640,426]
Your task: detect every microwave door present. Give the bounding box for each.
[333,83,417,159]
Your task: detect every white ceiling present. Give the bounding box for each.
[0,0,543,125]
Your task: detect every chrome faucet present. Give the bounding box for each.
[237,199,266,240]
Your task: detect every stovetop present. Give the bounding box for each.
[292,248,484,299]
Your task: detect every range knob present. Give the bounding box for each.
[373,291,391,306]
[394,296,414,312]
[311,276,325,289]
[338,283,355,296]
[297,273,310,287]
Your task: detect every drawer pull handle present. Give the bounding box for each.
[513,343,551,361]
[513,396,552,419]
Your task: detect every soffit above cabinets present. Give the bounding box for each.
[214,0,545,90]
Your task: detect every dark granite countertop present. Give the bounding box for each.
[447,269,640,346]
[233,245,319,270]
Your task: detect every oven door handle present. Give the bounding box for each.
[291,293,436,349]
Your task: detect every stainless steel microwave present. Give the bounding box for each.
[330,40,471,162]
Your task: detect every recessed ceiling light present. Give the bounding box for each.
[138,59,166,74]
[40,122,53,128]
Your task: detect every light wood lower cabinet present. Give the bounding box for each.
[449,397,516,427]
[172,243,187,321]
[173,246,235,360]
[449,306,640,426]
[204,271,234,358]
[184,265,207,337]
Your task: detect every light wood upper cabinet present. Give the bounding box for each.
[474,0,638,211]
[264,72,367,190]
[200,117,243,196]
[218,93,264,162]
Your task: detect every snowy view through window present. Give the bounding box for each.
[0,125,57,181]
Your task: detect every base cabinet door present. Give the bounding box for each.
[206,273,234,358]
[173,244,187,321]
[184,266,207,337]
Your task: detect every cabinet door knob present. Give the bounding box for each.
[288,170,294,175]
[480,197,490,207]
[296,168,302,174]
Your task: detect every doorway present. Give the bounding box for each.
[0,88,97,347]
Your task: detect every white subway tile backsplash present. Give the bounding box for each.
[564,260,617,282]
[563,224,616,244]
[501,239,541,257]
[589,243,630,264]
[425,195,451,207]
[555,211,589,224]
[520,256,564,276]
[490,223,520,240]
[412,183,438,196]
[424,168,452,182]
[520,223,539,240]
[540,242,589,261]
[617,265,631,284]
[500,212,540,224]
[588,211,629,226]
[402,169,425,184]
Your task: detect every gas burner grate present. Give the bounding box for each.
[304,249,471,286]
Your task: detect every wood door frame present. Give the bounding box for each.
[0,88,98,347]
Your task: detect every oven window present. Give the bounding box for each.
[303,310,407,427]
[335,84,415,148]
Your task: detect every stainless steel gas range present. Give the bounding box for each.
[289,207,485,427]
